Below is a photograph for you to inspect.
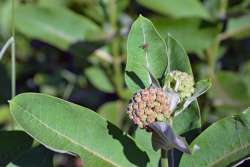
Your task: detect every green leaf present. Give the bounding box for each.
[216,71,249,100]
[125,15,168,92]
[226,15,250,39]
[167,35,201,134]
[210,71,250,107]
[180,107,250,167]
[10,93,150,167]
[98,101,123,127]
[153,18,220,54]
[7,145,54,167]
[85,66,114,93]
[134,129,160,166]
[0,131,33,166]
[15,4,103,50]
[136,0,209,19]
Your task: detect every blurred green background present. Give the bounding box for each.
[0,0,250,166]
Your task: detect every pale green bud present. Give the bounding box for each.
[165,70,194,101]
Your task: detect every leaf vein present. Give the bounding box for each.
[207,142,250,167]
[13,102,121,167]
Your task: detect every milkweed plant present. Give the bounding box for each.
[7,15,250,167]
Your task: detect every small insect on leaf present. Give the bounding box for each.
[139,43,149,50]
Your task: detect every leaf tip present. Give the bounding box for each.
[138,14,144,18]
[137,14,148,22]
[8,99,14,107]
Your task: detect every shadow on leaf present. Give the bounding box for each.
[107,122,150,167]
[125,71,145,89]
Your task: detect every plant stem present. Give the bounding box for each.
[9,0,16,130]
[161,149,168,167]
[219,0,228,19]
[11,40,15,98]
[108,0,124,98]
[167,119,174,167]
[170,149,175,167]
[11,0,16,98]
[112,37,124,97]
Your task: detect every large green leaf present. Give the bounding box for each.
[0,131,33,166]
[125,15,168,92]
[167,35,201,134]
[180,107,250,167]
[15,4,103,50]
[136,0,209,19]
[10,93,150,167]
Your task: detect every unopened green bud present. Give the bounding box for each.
[165,70,194,101]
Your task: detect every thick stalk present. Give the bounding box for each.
[161,149,168,167]
[168,119,174,167]
[169,149,175,167]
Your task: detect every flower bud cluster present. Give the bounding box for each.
[127,87,171,128]
[167,70,194,101]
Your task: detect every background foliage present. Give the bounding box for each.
[0,0,250,166]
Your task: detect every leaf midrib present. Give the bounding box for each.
[207,142,250,167]
[140,19,151,84]
[12,101,121,167]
